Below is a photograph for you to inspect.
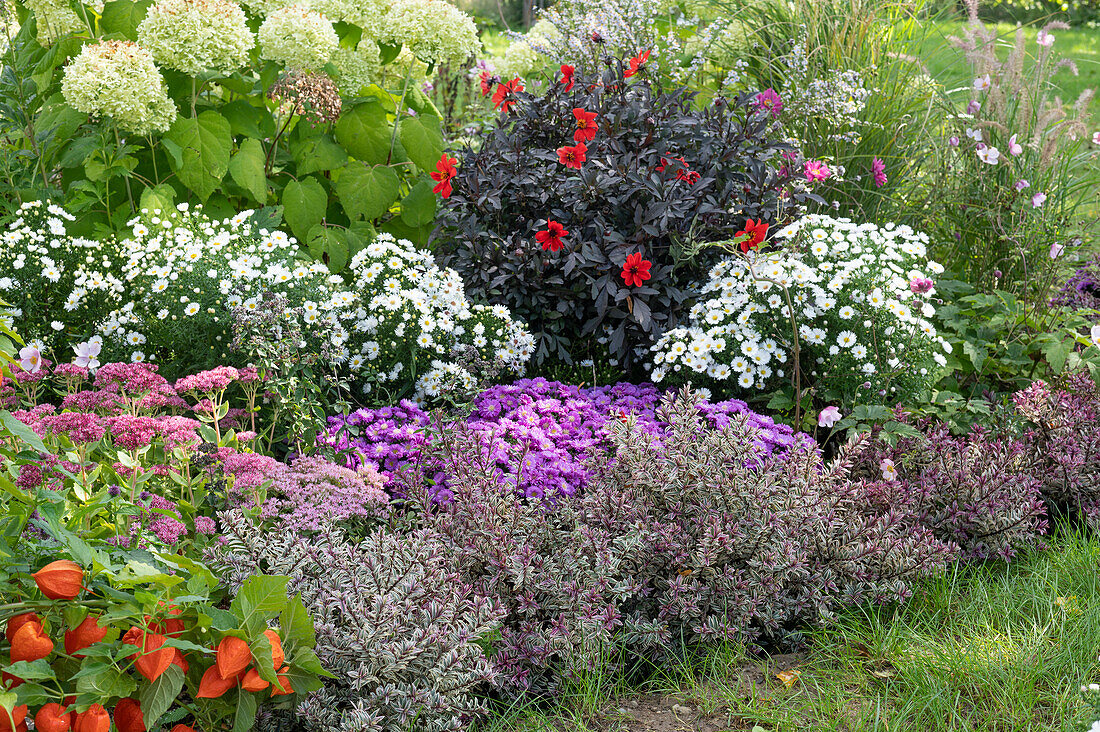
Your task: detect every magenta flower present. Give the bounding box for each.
[910,277,934,294]
[870,157,887,188]
[754,88,782,118]
[949,136,960,148]
[803,160,831,182]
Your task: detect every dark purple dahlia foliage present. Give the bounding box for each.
[322,378,796,501]
[1014,372,1100,528]
[393,389,952,697]
[850,420,1048,561]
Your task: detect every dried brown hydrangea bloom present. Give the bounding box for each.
[270,71,342,124]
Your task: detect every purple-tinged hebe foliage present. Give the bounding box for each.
[394,389,951,696]
[1014,372,1100,529]
[209,510,502,732]
[851,419,1048,561]
[324,378,795,501]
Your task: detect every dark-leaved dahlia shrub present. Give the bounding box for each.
[433,59,819,369]
[209,511,502,732]
[1014,372,1100,529]
[850,419,1048,561]
[395,389,951,697]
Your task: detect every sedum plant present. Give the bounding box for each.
[2,0,481,251]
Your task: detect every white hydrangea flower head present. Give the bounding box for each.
[330,39,382,95]
[60,40,178,135]
[379,0,480,67]
[138,0,254,75]
[310,0,388,39]
[258,3,339,71]
[23,0,86,47]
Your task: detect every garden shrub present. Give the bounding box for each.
[4,0,479,248]
[323,378,797,501]
[651,215,949,407]
[1014,372,1100,529]
[0,200,123,355]
[209,511,502,732]
[850,418,1049,560]
[393,389,952,695]
[434,59,817,370]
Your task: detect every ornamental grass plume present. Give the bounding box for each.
[137,0,254,75]
[258,4,338,71]
[60,41,178,135]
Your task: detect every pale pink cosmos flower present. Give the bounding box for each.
[18,344,42,373]
[1032,191,1047,208]
[1050,241,1063,259]
[880,459,898,482]
[1092,131,1100,146]
[973,75,991,91]
[1091,324,1100,347]
[977,146,1000,164]
[73,339,102,371]
[1015,179,1030,191]
[966,99,982,115]
[1008,134,1023,155]
[818,405,842,428]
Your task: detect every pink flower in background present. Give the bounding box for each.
[977,146,1000,164]
[1037,29,1054,47]
[871,157,887,187]
[965,127,982,142]
[973,75,991,91]
[1032,191,1047,208]
[1008,134,1023,155]
[803,160,831,182]
[1050,242,1064,259]
[1015,179,1030,191]
[910,277,935,294]
[1092,131,1100,145]
[949,136,960,147]
[818,406,842,428]
[754,88,783,118]
[18,345,42,373]
[966,99,982,115]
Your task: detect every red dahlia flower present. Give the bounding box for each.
[478,71,494,96]
[535,220,569,252]
[625,49,651,78]
[431,153,458,197]
[621,252,652,287]
[736,219,769,252]
[560,64,575,91]
[491,78,523,112]
[572,108,598,143]
[556,142,587,169]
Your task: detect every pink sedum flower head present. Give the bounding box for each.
[19,345,42,373]
[803,160,831,182]
[1032,191,1047,208]
[818,406,842,428]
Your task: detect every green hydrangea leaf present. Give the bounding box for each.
[333,163,399,221]
[163,110,232,201]
[281,176,328,242]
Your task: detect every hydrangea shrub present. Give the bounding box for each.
[651,215,948,404]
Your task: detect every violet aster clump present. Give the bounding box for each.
[323,379,797,501]
[1052,254,1100,312]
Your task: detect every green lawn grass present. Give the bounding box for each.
[917,20,1100,118]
